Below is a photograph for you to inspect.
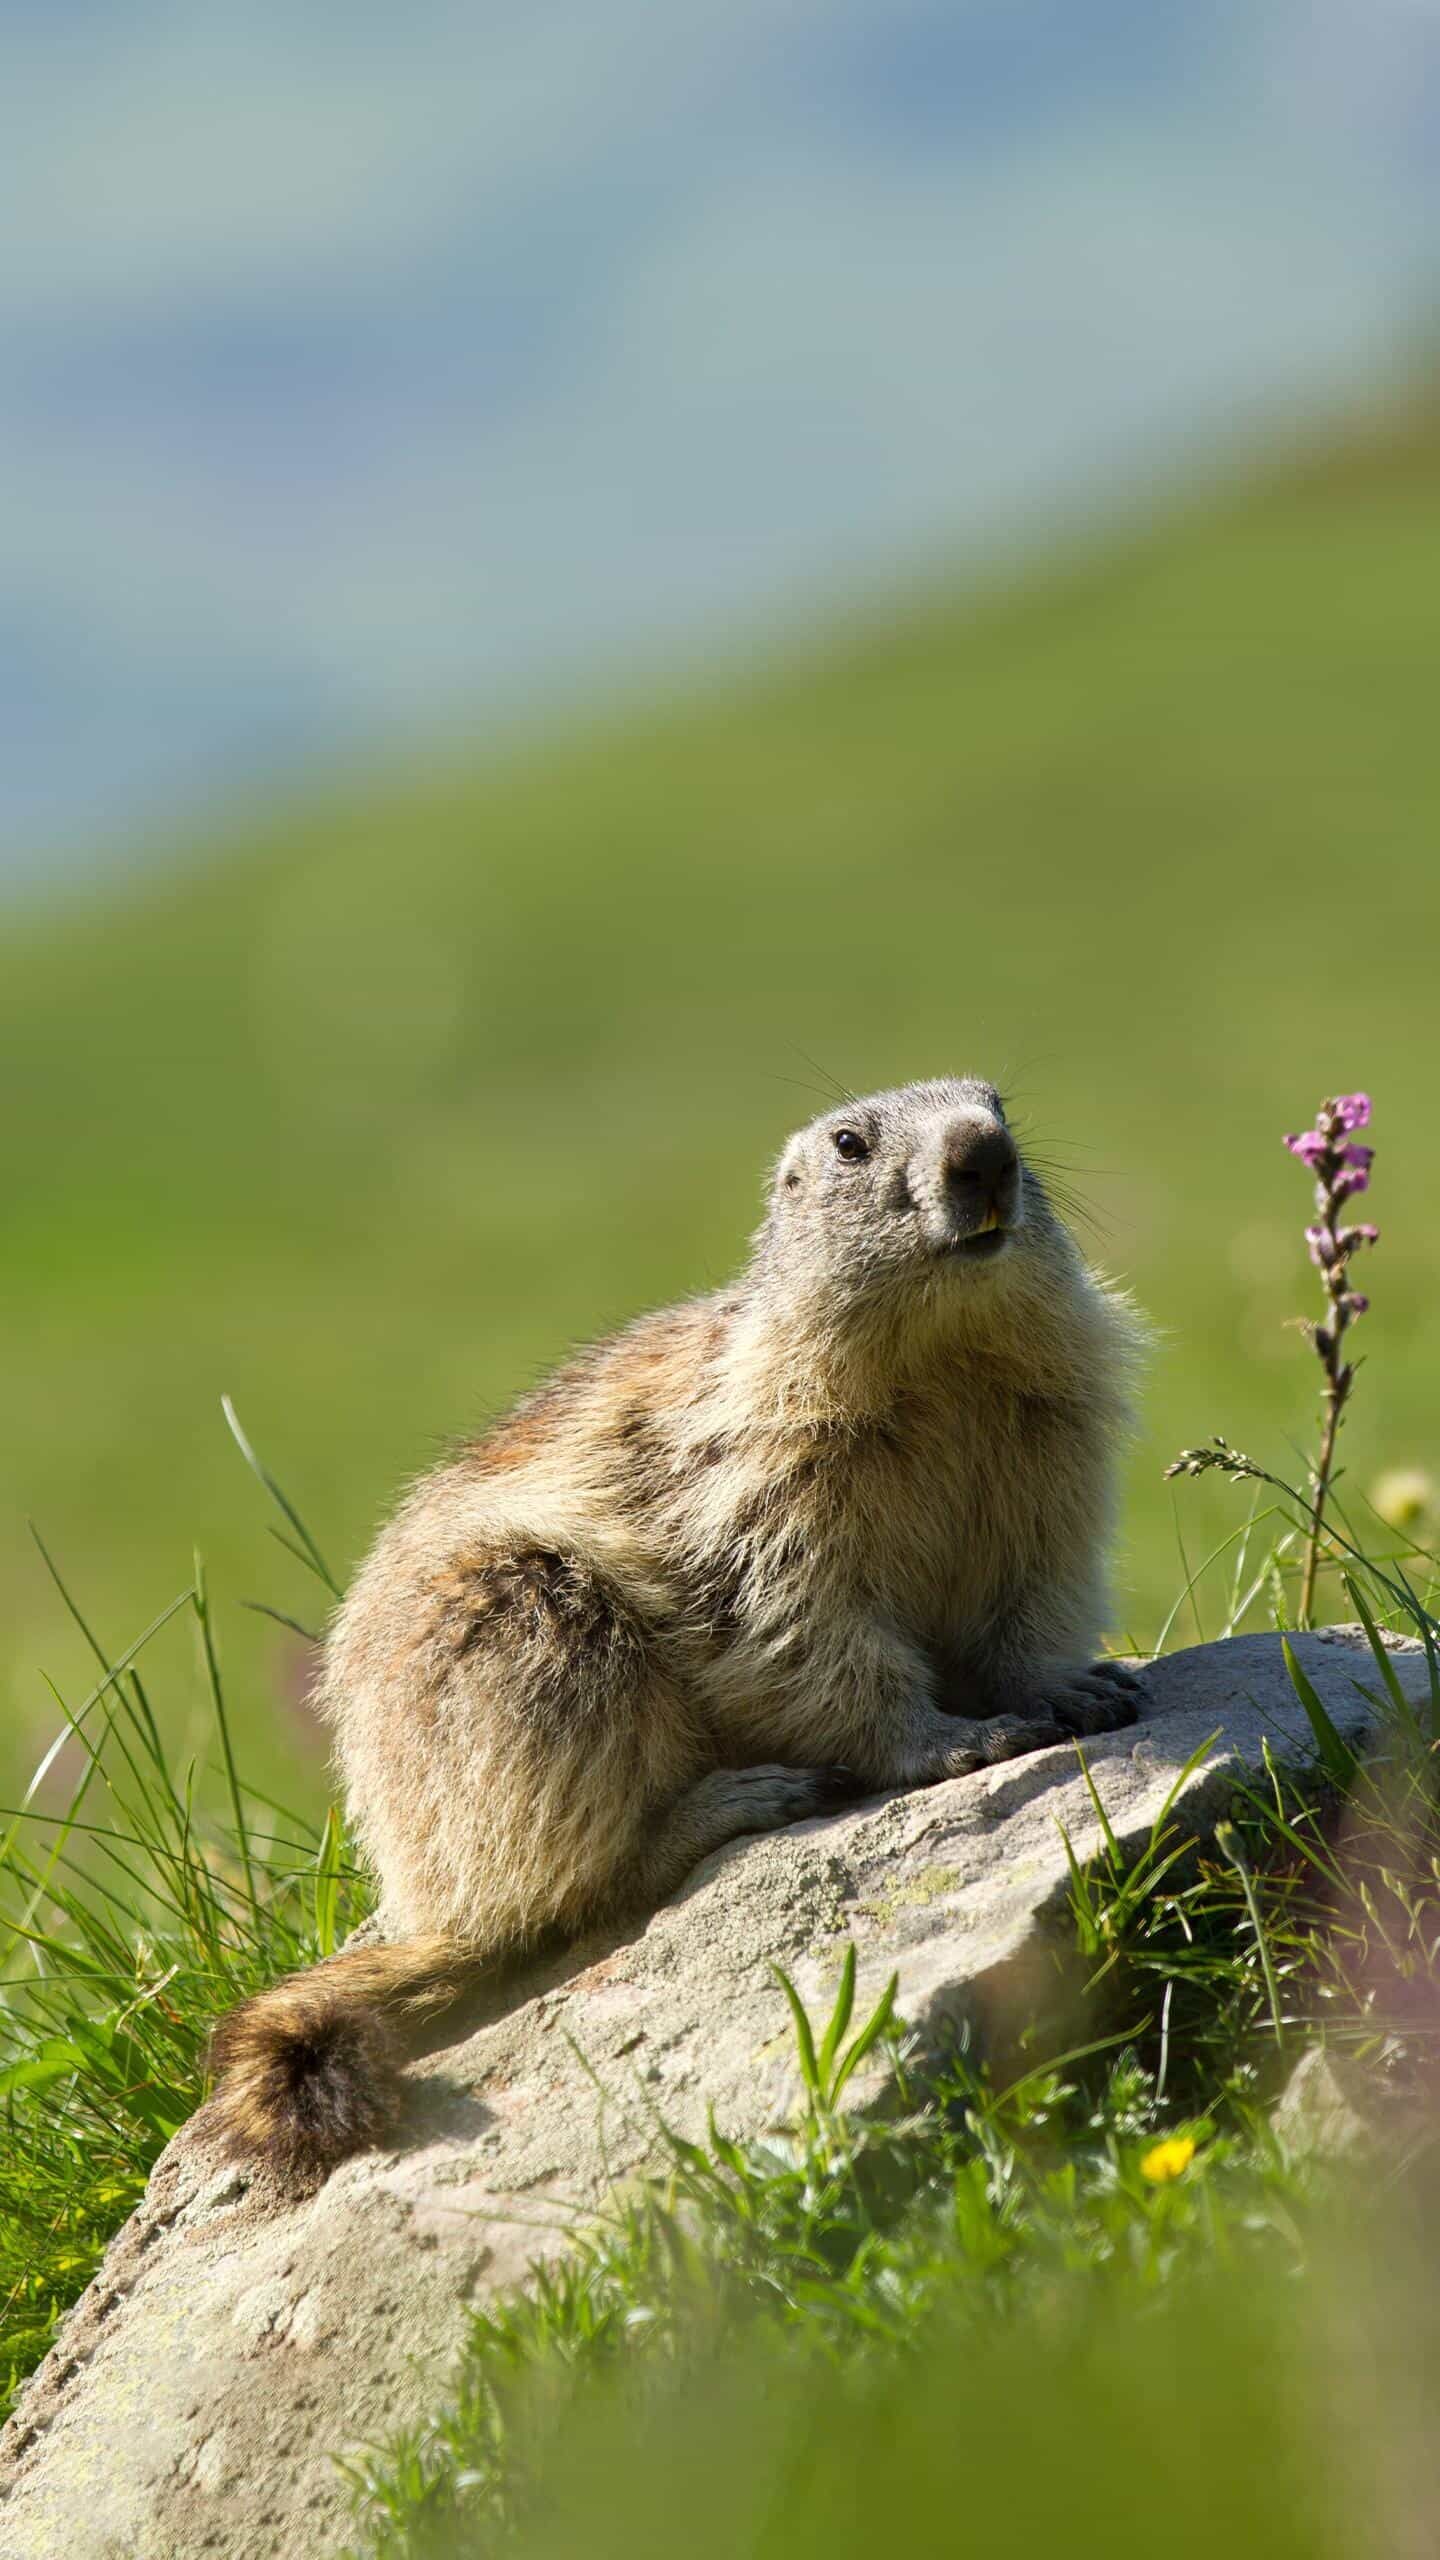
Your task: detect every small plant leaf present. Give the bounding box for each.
[312,1804,343,1958]
[0,2039,88,2098]
[816,1943,857,2098]
[771,1965,821,2101]
[830,1972,899,2103]
[1342,1575,1422,1745]
[1280,1636,1359,1791]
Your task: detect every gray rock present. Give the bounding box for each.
[1273,2045,1379,2159]
[1274,2036,1436,2162]
[0,1627,1426,2560]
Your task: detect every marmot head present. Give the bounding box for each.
[756,1077,1072,1324]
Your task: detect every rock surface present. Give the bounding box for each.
[1,1627,1427,2560]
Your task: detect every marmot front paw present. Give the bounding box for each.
[1046,1660,1146,1737]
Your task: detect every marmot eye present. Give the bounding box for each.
[832,1129,869,1163]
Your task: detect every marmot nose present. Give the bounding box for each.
[941,1120,1018,1211]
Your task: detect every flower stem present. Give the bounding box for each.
[1299,1360,1349,1628]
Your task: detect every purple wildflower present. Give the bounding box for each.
[1284,1131,1328,1169]
[1171,1091,1383,1630]
[1282,1091,1381,1621]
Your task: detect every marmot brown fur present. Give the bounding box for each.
[208,1078,1145,2187]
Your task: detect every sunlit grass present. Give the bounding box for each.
[0,1471,368,2417]
[336,1489,1440,2556]
[7,1459,1440,2560]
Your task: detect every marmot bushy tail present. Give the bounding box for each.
[206,1935,479,2189]
[207,1077,1147,2188]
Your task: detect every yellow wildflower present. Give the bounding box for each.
[1370,1469,1435,1533]
[1140,2134,1196,2184]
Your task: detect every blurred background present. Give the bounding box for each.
[4,0,1440,1814]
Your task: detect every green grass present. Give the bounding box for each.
[336,1535,1440,2558]
[6,1439,1440,2513]
[340,2065,1368,2560]
[4,388,1440,1810]
[341,2147,1440,2560]
[357,2264,1434,2560]
[0,1469,370,2414]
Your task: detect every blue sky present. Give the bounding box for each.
[3,0,1438,878]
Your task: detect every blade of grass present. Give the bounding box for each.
[1280,1637,1359,1790]
[2,1589,193,1865]
[28,1524,166,1770]
[241,1599,323,1645]
[1216,1822,1287,2053]
[830,1974,899,2103]
[313,1805,344,1959]
[816,1945,857,2099]
[193,1558,259,1915]
[222,1396,340,1598]
[1169,1490,1206,1646]
[771,1966,821,2103]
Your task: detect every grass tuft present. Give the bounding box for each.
[0,1561,366,2419]
[6,1446,1440,2550]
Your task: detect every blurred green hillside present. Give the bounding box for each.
[4,391,1439,1810]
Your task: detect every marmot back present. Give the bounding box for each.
[208,1077,1146,2187]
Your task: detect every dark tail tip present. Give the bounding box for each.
[206,1975,402,2192]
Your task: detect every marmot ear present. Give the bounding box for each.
[776,1141,804,1195]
